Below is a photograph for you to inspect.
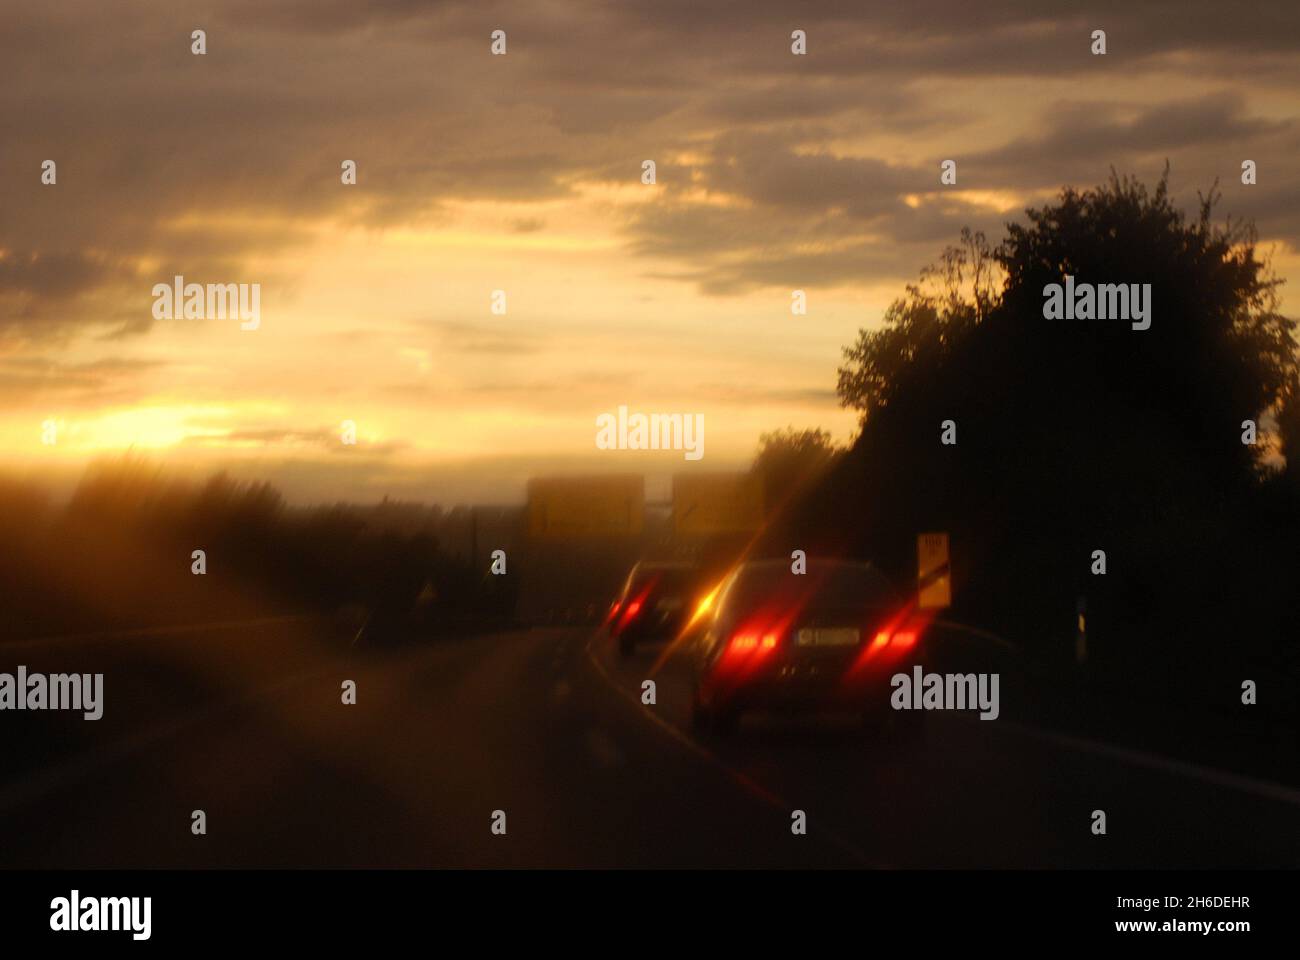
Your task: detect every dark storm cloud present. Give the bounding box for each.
[650,243,943,297]
[611,0,1300,63]
[624,129,1011,293]
[1,0,1298,332]
[966,94,1293,189]
[223,1,1300,72]
[959,92,1300,256]
[627,205,1001,295]
[0,251,128,301]
[691,82,943,130]
[0,250,143,338]
[700,131,922,215]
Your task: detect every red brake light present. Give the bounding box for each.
[614,590,651,633]
[728,631,780,655]
[849,610,932,677]
[870,628,917,649]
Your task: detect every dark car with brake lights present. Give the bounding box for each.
[607,560,699,657]
[687,558,930,733]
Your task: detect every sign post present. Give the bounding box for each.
[917,532,952,610]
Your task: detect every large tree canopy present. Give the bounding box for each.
[815,171,1299,654]
[840,173,1296,477]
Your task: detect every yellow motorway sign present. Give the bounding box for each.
[917,532,952,609]
[527,475,644,538]
[673,473,764,537]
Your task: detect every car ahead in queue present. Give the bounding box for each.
[687,558,930,733]
[608,560,699,657]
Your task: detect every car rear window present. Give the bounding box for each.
[731,562,898,609]
[631,567,695,595]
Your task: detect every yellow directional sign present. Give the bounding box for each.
[917,532,952,609]
[527,475,644,538]
[673,473,764,537]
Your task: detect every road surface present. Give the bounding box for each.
[1,620,1297,868]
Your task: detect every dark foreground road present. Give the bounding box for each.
[1,621,1297,868]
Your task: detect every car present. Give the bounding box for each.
[607,560,699,657]
[686,557,928,733]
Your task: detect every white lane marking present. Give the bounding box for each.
[925,619,1298,805]
[583,632,885,867]
[996,719,1300,808]
[932,618,1020,651]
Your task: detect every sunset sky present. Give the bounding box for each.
[3,1,1299,503]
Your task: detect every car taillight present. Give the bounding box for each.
[614,591,652,633]
[892,630,917,649]
[729,631,779,654]
[851,616,928,675]
[870,626,918,650]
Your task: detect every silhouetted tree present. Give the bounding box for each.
[838,227,999,418]
[751,426,840,514]
[824,170,1298,659]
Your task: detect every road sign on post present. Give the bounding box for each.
[917,532,951,609]
[672,473,764,537]
[527,475,644,538]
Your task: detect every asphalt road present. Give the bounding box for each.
[1,620,1297,868]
